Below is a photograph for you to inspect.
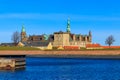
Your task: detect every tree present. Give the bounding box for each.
[11,31,20,44]
[105,35,115,46]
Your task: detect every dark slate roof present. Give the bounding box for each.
[28,34,54,42]
[25,42,49,47]
[69,33,90,41]
[48,35,54,41]
[29,35,43,37]
[0,43,15,46]
[54,31,69,34]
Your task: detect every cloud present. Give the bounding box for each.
[0,13,120,21]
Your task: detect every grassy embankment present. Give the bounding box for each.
[0,46,120,51]
[0,46,40,50]
[45,47,120,51]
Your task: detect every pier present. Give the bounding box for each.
[0,55,26,70]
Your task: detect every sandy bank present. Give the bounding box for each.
[0,50,120,56]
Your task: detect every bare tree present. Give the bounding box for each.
[11,31,20,44]
[105,35,115,46]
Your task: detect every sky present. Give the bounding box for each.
[0,0,120,45]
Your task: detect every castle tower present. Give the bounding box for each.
[66,18,71,33]
[89,31,92,42]
[21,25,27,42]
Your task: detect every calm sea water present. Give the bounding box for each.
[0,57,120,80]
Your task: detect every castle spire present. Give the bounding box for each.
[89,30,92,42]
[66,18,71,33]
[21,24,27,42]
[22,24,26,32]
[89,30,92,36]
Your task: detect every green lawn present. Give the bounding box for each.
[0,46,120,51]
[0,46,40,50]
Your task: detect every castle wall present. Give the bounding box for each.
[70,41,91,47]
[21,32,28,42]
[53,32,92,47]
[53,32,70,47]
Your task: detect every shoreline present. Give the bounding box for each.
[0,50,120,58]
[27,55,120,59]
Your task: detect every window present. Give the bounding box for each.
[31,38,33,41]
[40,38,42,40]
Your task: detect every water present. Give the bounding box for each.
[0,57,120,80]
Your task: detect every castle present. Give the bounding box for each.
[21,19,92,48]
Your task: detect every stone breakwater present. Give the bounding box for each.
[0,50,120,56]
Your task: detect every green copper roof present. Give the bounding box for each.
[66,18,71,32]
[22,25,26,32]
[44,34,49,40]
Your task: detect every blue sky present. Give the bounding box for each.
[0,0,120,45]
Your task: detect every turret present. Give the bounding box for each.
[21,25,27,42]
[22,25,26,33]
[89,31,92,42]
[66,18,71,33]
[89,30,92,37]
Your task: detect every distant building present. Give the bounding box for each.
[0,43,15,46]
[21,18,92,48]
[86,43,102,49]
[86,44,120,49]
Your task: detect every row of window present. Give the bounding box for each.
[29,37,43,41]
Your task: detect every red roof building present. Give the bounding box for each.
[86,44,103,49]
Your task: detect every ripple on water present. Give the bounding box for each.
[0,57,120,80]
